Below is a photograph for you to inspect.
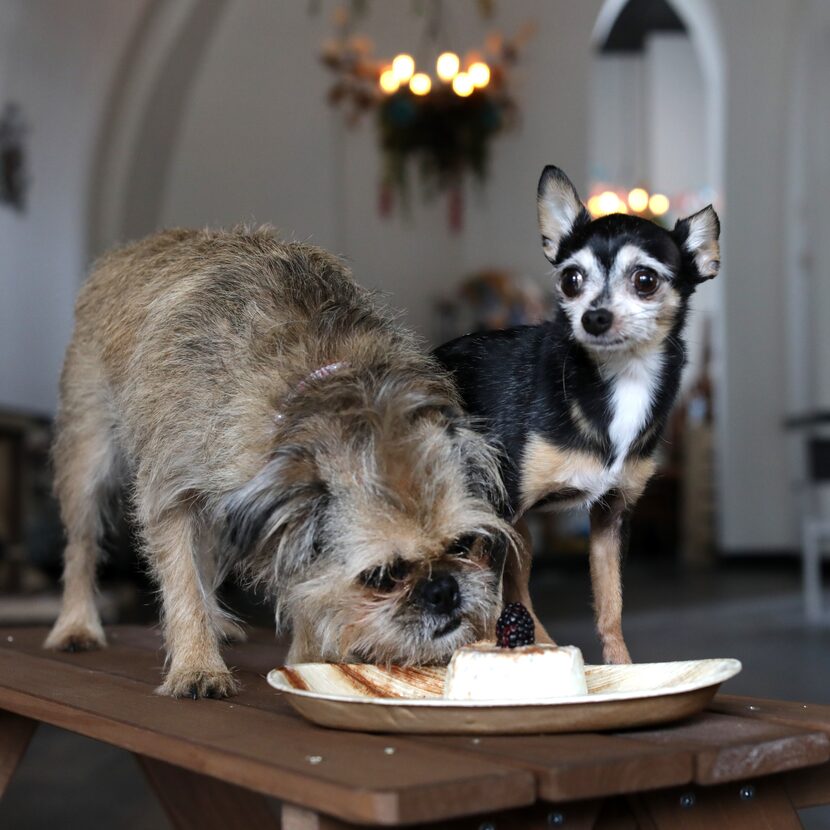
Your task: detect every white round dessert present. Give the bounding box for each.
[443,643,588,701]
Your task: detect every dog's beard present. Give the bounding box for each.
[290,565,500,666]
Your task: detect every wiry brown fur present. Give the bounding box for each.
[45,228,516,698]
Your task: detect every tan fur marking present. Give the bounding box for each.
[619,456,658,504]
[569,401,601,443]
[519,434,606,513]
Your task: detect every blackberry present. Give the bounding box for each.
[496,602,535,648]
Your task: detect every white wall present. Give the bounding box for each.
[0,0,151,414]
[710,0,799,551]
[158,0,603,339]
[457,2,603,283]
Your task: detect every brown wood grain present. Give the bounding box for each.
[1,626,290,712]
[419,732,694,802]
[0,646,535,825]
[619,711,830,785]
[0,709,36,797]
[138,755,280,829]
[282,800,601,830]
[711,694,830,734]
[628,779,802,829]
[784,762,830,809]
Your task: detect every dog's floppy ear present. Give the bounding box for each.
[537,166,591,263]
[673,204,721,282]
[220,447,328,592]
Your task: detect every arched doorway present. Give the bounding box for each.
[588,0,726,561]
[589,0,723,387]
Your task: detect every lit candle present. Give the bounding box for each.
[392,54,415,82]
[649,193,670,215]
[628,187,649,213]
[452,72,474,97]
[468,62,491,88]
[436,52,460,81]
[379,68,399,94]
[409,72,432,95]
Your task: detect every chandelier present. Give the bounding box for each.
[320,2,534,230]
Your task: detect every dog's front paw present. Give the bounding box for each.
[602,639,632,665]
[157,666,240,699]
[44,620,106,653]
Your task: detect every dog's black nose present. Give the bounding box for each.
[418,573,460,615]
[582,308,614,336]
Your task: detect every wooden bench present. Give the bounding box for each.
[1,626,830,828]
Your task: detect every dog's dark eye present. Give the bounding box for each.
[632,269,659,297]
[447,533,478,559]
[360,558,411,591]
[560,269,583,298]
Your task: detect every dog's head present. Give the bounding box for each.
[222,365,515,665]
[537,166,720,356]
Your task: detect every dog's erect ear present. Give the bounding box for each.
[673,205,721,281]
[537,166,591,263]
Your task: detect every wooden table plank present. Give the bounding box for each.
[629,779,802,829]
[283,800,603,830]
[1,626,290,712]
[0,648,535,826]
[137,756,280,829]
[784,763,830,809]
[2,628,698,805]
[618,712,830,785]
[710,694,830,735]
[418,733,694,802]
[6,628,830,823]
[0,710,37,798]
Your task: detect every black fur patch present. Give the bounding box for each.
[225,493,291,553]
[223,481,329,569]
[360,557,411,591]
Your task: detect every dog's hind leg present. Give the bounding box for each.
[143,505,240,698]
[44,356,115,652]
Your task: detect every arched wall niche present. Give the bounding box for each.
[87,0,229,259]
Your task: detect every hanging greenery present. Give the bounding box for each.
[318,2,534,230]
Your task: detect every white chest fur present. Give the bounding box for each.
[600,349,663,474]
[519,350,663,513]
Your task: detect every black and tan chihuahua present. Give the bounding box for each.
[435,166,720,663]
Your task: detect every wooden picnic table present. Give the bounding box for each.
[1,627,829,829]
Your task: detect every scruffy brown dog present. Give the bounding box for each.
[44,228,515,698]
